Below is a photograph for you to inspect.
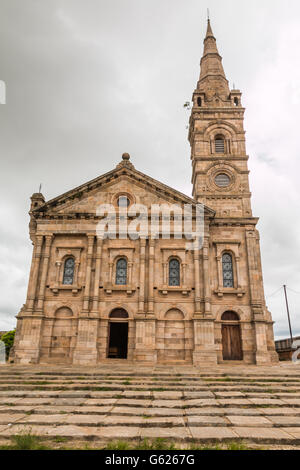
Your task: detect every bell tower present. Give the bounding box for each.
[189,20,252,219]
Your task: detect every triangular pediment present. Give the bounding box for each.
[33,161,215,217]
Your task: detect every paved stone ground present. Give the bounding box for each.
[0,361,299,449]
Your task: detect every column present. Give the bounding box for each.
[193,250,201,314]
[202,235,211,315]
[148,239,155,313]
[138,237,146,313]
[36,235,53,312]
[82,234,95,314]
[91,237,103,313]
[26,235,44,312]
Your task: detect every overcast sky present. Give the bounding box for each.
[0,0,299,339]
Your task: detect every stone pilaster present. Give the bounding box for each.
[91,237,103,314]
[82,234,95,315]
[26,235,44,312]
[36,235,53,312]
[148,239,155,314]
[193,250,201,314]
[202,235,211,316]
[138,237,146,313]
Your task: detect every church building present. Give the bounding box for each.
[12,20,278,365]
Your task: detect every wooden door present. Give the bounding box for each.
[222,324,243,361]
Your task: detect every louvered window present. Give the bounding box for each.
[222,253,234,288]
[116,258,127,285]
[63,258,75,285]
[215,136,225,153]
[169,259,180,286]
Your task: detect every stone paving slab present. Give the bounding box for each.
[144,408,184,417]
[187,416,228,426]
[65,415,106,426]
[72,406,113,415]
[151,400,183,409]
[84,399,118,406]
[226,416,273,427]
[115,399,152,407]
[123,391,151,398]
[185,407,226,416]
[0,406,37,414]
[267,416,300,427]
[285,428,300,438]
[108,407,149,416]
[184,399,219,407]
[282,399,300,406]
[21,414,68,425]
[153,392,182,399]
[247,398,286,406]
[183,392,215,399]
[189,426,238,440]
[232,427,296,442]
[262,407,300,416]
[34,406,77,414]
[0,414,27,424]
[222,408,262,416]
[217,399,252,406]
[140,427,189,441]
[214,392,246,398]
[96,426,141,440]
[16,398,55,405]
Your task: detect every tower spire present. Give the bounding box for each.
[197,19,230,98]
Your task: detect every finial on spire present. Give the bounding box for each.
[122,152,130,161]
[207,8,210,20]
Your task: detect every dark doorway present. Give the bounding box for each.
[222,324,243,361]
[108,322,128,359]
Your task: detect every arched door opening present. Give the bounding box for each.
[221,311,243,361]
[107,309,129,359]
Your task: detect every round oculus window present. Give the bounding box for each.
[215,173,231,188]
[117,196,130,208]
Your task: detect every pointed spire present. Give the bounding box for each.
[205,19,214,39]
[197,19,230,98]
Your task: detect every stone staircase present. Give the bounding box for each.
[0,362,299,448]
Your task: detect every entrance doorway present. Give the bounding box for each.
[107,309,129,359]
[221,312,243,361]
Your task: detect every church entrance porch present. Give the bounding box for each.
[221,312,243,361]
[107,309,129,359]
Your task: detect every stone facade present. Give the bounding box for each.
[12,20,278,366]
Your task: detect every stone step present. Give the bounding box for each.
[0,423,299,446]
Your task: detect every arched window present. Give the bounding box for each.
[197,97,202,107]
[222,253,234,288]
[215,135,225,153]
[63,258,75,285]
[234,97,239,107]
[169,259,180,286]
[116,258,127,285]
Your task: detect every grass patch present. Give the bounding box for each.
[9,431,50,450]
[104,440,131,450]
